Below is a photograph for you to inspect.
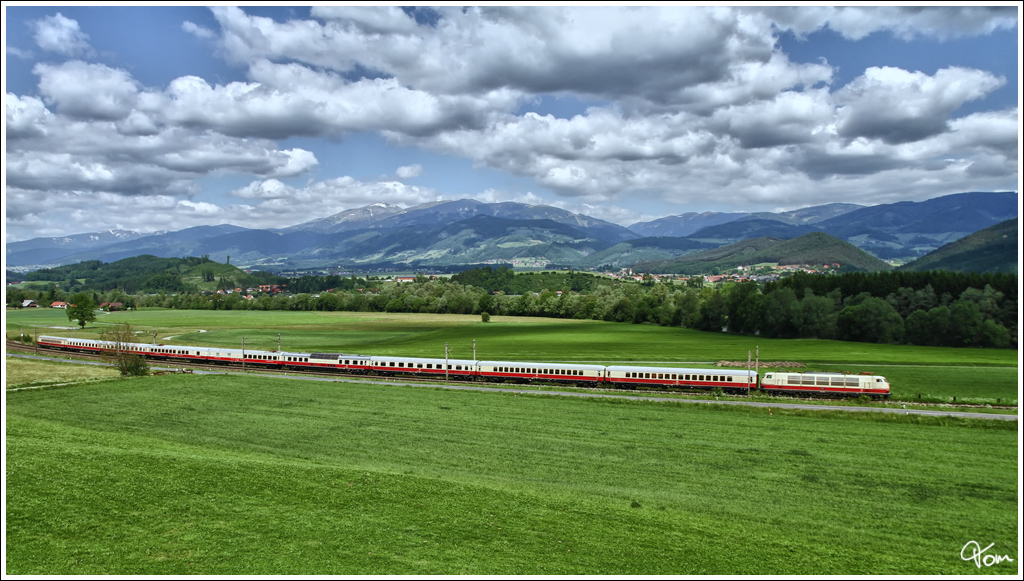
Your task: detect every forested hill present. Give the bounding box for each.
[899,219,1018,274]
[634,232,892,274]
[19,255,281,294]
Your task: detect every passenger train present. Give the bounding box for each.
[36,335,891,398]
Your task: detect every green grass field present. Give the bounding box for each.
[6,356,121,389]
[8,308,1019,403]
[5,372,1018,575]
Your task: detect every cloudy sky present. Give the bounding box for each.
[4,4,1019,243]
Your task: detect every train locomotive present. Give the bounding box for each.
[35,335,890,398]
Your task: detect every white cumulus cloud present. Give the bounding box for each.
[32,12,93,56]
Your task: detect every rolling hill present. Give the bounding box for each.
[815,191,1017,260]
[899,219,1019,274]
[634,232,893,274]
[578,237,719,269]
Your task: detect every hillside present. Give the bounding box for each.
[18,255,274,294]
[635,232,893,274]
[627,211,749,238]
[816,191,1017,260]
[688,218,822,241]
[899,219,1019,274]
[578,237,719,269]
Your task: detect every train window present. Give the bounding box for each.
[417,363,423,369]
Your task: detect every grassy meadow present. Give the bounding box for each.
[7,307,1019,403]
[6,356,121,389]
[5,371,1018,575]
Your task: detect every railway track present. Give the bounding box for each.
[8,340,1016,411]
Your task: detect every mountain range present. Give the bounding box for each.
[6,191,1017,274]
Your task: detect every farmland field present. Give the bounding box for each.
[6,356,120,389]
[6,308,1019,403]
[5,371,1018,575]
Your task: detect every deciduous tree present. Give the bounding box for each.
[66,292,97,329]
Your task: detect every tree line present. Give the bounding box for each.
[10,265,1016,349]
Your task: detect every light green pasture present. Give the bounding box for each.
[7,308,1018,402]
[5,373,1018,575]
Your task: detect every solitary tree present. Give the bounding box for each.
[66,292,97,329]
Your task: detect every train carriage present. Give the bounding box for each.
[308,353,373,373]
[606,365,757,392]
[145,343,210,362]
[477,360,604,386]
[280,352,312,369]
[38,335,106,354]
[371,356,477,379]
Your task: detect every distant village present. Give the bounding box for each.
[607,263,843,285]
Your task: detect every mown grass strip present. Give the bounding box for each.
[6,373,1017,575]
